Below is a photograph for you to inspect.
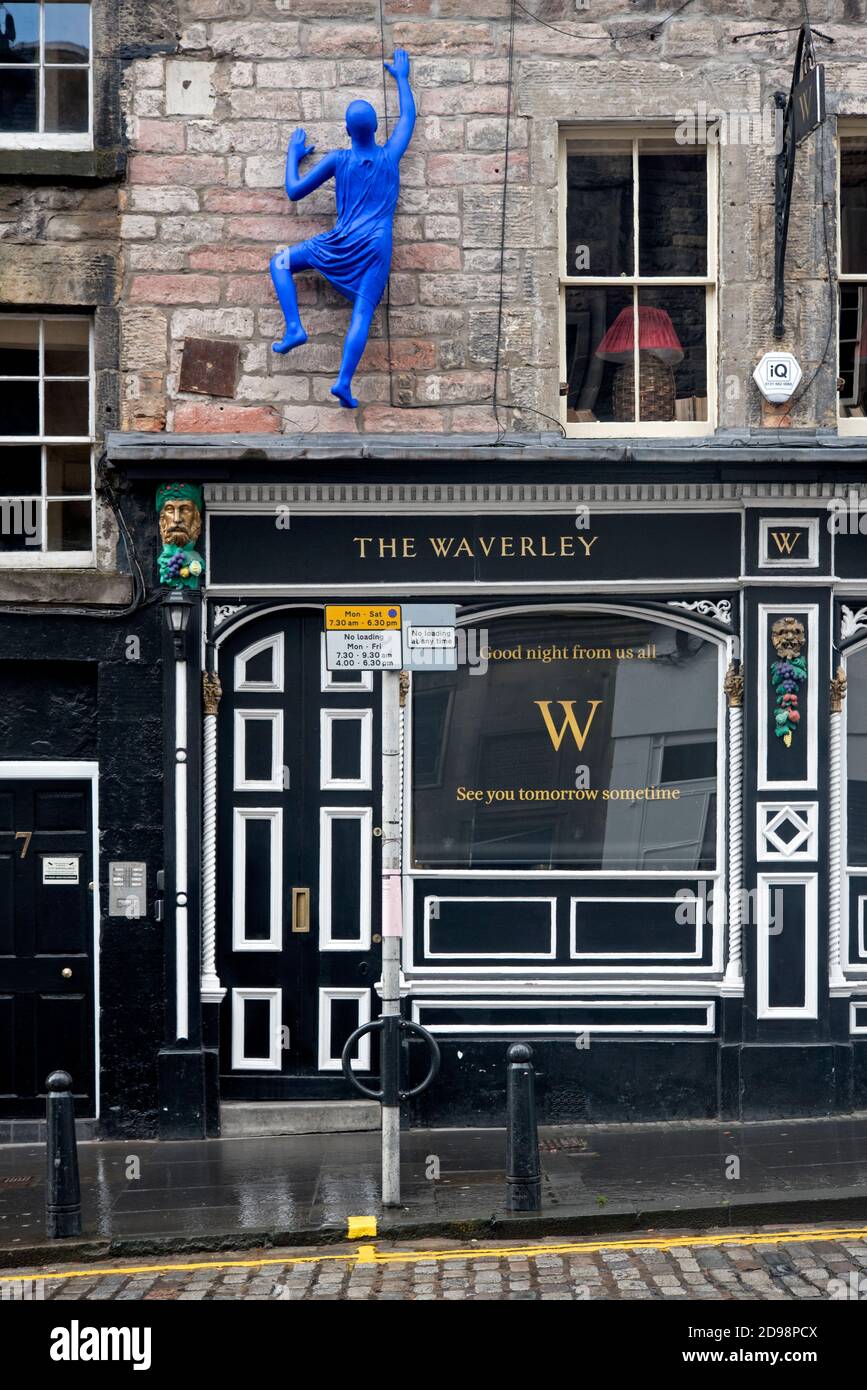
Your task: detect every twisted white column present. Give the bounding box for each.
[829,667,847,990]
[723,662,744,988]
[724,704,744,985]
[201,672,224,1002]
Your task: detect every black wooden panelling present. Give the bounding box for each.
[330,818,361,939]
[416,1003,713,1030]
[572,897,699,955]
[427,898,553,955]
[243,818,273,941]
[767,882,807,1010]
[330,717,362,781]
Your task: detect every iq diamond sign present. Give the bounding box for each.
[753,351,803,403]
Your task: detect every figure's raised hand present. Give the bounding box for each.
[289,127,315,160]
[384,49,410,80]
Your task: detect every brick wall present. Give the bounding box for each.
[109,1,866,435]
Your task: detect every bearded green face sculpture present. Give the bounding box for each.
[156,483,205,589]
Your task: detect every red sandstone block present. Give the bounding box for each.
[129,155,226,185]
[135,120,186,153]
[189,246,268,272]
[203,189,286,214]
[392,241,461,271]
[174,401,280,433]
[226,275,281,304]
[363,338,437,371]
[130,275,219,305]
[427,150,529,185]
[361,405,446,432]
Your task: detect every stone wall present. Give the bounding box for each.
[113,0,867,437]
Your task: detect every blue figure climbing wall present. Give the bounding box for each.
[269,49,416,409]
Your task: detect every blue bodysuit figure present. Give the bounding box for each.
[270,49,416,409]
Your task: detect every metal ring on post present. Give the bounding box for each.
[340,1017,440,1101]
[341,1018,386,1099]
[397,1020,440,1100]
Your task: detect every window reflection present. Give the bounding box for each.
[412,614,719,871]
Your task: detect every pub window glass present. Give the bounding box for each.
[562,130,713,431]
[846,648,867,865]
[412,612,720,872]
[839,132,867,424]
[0,2,91,141]
[0,314,93,555]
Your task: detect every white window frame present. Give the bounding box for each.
[558,124,718,439]
[0,311,95,566]
[0,1,93,150]
[838,119,867,436]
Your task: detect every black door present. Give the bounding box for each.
[0,779,95,1118]
[217,609,382,1099]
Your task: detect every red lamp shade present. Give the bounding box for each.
[595,306,684,366]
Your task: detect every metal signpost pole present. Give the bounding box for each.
[379,666,404,1206]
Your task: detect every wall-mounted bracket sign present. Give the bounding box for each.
[325,604,403,671]
[773,21,830,339]
[753,352,803,403]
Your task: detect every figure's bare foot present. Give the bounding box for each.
[272,327,308,355]
[331,380,359,409]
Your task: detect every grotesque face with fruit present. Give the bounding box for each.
[770,616,806,660]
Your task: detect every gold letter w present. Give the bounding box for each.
[534,700,603,751]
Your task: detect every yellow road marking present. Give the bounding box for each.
[2,1224,865,1284]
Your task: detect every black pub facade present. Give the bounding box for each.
[3,5,867,1140]
[90,437,867,1134]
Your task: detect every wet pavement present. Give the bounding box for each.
[3,1225,867,1301]
[3,1115,867,1255]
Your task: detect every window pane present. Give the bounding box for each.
[637,286,707,423]
[0,502,39,551]
[565,139,633,278]
[638,138,707,277]
[848,649,867,863]
[44,65,88,133]
[46,443,89,494]
[46,499,90,549]
[838,284,866,415]
[0,66,37,131]
[0,378,39,433]
[412,613,719,871]
[0,4,39,62]
[44,378,88,435]
[44,318,89,376]
[44,3,90,63]
[0,443,41,492]
[841,136,867,276]
[565,286,634,423]
[0,317,39,375]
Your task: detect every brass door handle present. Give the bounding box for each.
[61,967,72,979]
[291,887,310,933]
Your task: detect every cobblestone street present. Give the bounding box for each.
[6,1226,867,1302]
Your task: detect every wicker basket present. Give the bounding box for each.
[612,354,676,422]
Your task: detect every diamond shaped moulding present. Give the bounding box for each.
[757,802,818,861]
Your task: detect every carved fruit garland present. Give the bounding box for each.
[770,616,807,749]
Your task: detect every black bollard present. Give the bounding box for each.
[505,1042,542,1212]
[46,1071,81,1239]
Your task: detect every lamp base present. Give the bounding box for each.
[612,355,676,422]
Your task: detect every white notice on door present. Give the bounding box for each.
[42,856,80,885]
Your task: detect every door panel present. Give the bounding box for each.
[217,611,382,1099]
[0,779,95,1117]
